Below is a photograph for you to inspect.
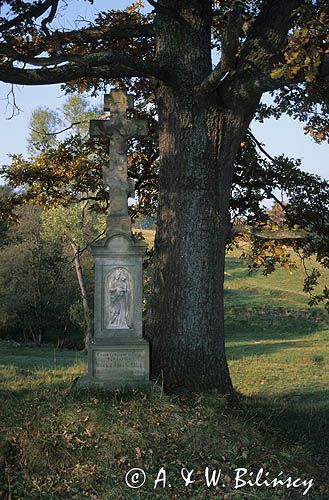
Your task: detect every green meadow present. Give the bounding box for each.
[0,246,328,499]
[225,250,329,402]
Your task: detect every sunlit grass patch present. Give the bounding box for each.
[0,239,328,498]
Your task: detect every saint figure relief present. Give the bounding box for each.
[106,268,132,329]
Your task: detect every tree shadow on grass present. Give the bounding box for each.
[224,295,327,344]
[240,390,329,456]
[2,365,329,499]
[0,345,86,371]
[225,338,321,359]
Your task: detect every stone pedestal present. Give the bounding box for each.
[77,229,150,390]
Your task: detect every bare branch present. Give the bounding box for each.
[41,0,59,35]
[77,228,107,257]
[30,120,88,137]
[3,84,22,119]
[231,224,310,240]
[0,0,56,31]
[49,22,154,45]
[0,51,168,85]
[248,130,279,164]
[247,130,289,209]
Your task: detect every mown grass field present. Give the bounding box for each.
[0,240,328,499]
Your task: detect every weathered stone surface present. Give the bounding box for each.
[92,231,147,339]
[78,340,150,390]
[89,88,148,224]
[76,89,150,391]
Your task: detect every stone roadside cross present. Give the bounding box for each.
[89,88,148,230]
[76,88,150,391]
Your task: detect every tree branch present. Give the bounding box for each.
[48,22,154,45]
[197,0,303,95]
[246,129,292,209]
[220,1,244,73]
[0,18,155,69]
[237,0,304,89]
[197,66,230,95]
[247,130,278,164]
[30,120,88,137]
[77,228,107,257]
[41,0,59,35]
[3,84,22,119]
[0,0,57,31]
[0,43,75,66]
[0,21,155,62]
[0,51,167,85]
[231,224,310,240]
[1,46,158,69]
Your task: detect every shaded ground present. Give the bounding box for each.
[0,251,328,499]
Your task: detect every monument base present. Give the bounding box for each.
[75,338,151,391]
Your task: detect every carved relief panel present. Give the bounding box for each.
[104,267,133,329]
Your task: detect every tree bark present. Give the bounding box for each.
[1,0,304,393]
[71,243,92,349]
[147,0,260,393]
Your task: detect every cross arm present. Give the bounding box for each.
[89,117,148,139]
[89,120,115,139]
[128,118,148,138]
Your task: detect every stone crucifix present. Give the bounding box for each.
[90,89,148,231]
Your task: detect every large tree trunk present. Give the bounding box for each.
[147,1,260,393]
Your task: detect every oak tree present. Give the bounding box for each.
[1,0,329,393]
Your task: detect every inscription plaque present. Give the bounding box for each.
[94,349,147,378]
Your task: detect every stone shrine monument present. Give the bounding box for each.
[77,88,150,390]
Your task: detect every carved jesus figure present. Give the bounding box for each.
[107,268,132,329]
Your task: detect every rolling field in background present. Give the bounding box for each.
[0,231,328,498]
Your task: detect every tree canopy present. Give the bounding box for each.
[0,0,328,392]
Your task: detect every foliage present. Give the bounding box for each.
[231,135,329,308]
[0,204,80,345]
[42,204,105,252]
[27,95,101,155]
[0,184,12,246]
[28,106,62,153]
[2,126,329,310]
[1,238,328,497]
[1,0,329,389]
[269,1,329,142]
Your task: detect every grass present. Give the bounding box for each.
[224,249,329,405]
[0,244,329,499]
